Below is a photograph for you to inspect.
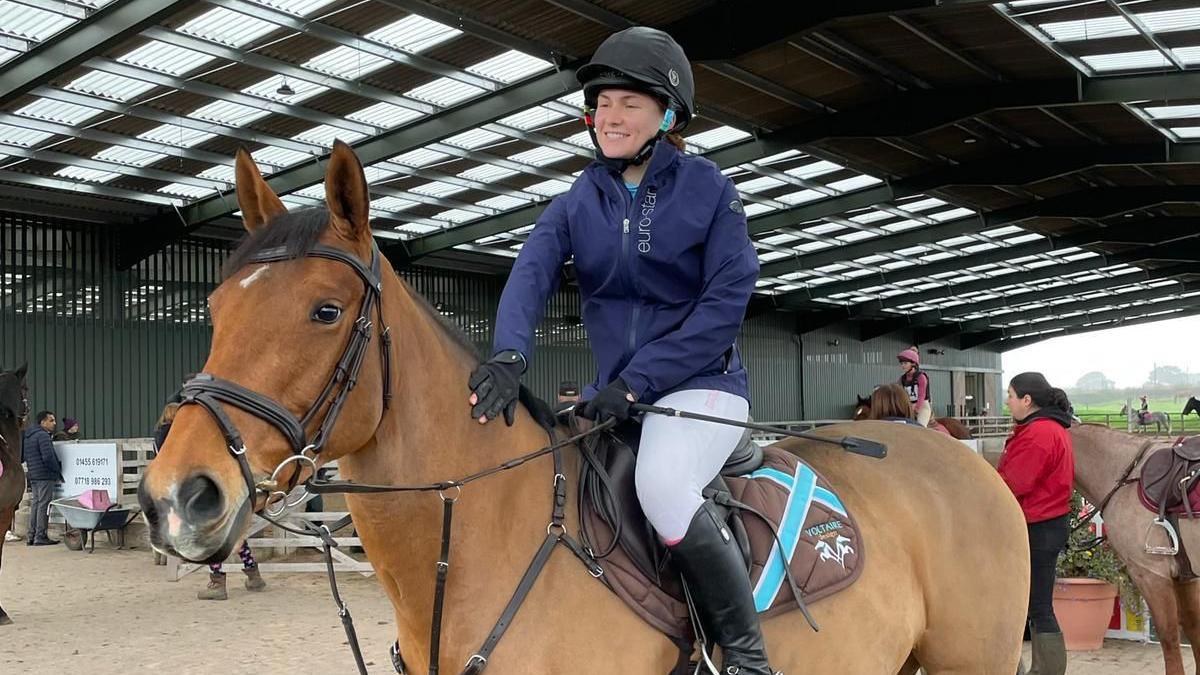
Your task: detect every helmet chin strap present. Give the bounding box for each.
[584,108,675,174]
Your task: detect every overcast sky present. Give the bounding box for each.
[1000,314,1200,391]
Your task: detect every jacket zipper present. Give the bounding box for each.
[619,179,642,363]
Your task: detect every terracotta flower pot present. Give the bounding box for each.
[1052,577,1117,650]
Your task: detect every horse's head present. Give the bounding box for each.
[139,141,392,563]
[1184,397,1200,417]
[853,395,871,421]
[0,364,28,447]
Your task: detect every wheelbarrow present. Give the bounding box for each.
[50,498,140,553]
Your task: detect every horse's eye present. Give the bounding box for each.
[312,305,343,324]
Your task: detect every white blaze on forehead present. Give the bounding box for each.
[239,264,271,288]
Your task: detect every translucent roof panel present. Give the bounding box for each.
[686,126,752,150]
[467,50,553,83]
[138,124,216,148]
[189,100,270,128]
[458,164,519,183]
[159,182,214,199]
[0,2,76,42]
[348,102,422,129]
[389,147,451,167]
[55,166,118,183]
[93,146,166,167]
[507,146,571,167]
[443,128,506,150]
[118,40,213,77]
[0,123,51,147]
[498,106,570,130]
[303,46,390,79]
[366,15,461,54]
[178,7,278,48]
[404,77,485,107]
[254,0,338,16]
[65,70,156,102]
[15,97,99,126]
[293,125,365,146]
[997,3,1200,76]
[252,146,311,170]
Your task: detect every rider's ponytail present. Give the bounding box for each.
[665,132,686,152]
[1010,371,1072,414]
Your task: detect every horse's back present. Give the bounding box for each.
[763,420,1027,667]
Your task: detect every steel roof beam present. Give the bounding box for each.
[0,0,195,105]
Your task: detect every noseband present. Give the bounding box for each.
[179,243,393,514]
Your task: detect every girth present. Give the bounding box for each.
[178,242,392,511]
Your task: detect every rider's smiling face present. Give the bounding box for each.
[593,88,667,160]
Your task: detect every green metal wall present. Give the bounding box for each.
[1,211,1000,436]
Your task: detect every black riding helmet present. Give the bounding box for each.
[576,26,695,171]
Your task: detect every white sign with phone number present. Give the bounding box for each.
[52,442,120,502]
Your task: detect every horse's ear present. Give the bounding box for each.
[235,148,287,232]
[324,140,371,243]
[14,362,26,381]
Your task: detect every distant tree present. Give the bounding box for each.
[1076,371,1115,391]
[1146,365,1189,388]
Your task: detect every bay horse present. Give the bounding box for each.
[1070,424,1200,675]
[1121,403,1173,435]
[138,142,1029,674]
[0,364,28,625]
[853,394,974,440]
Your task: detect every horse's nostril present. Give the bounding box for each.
[179,474,224,524]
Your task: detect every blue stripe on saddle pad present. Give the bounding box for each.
[747,464,820,612]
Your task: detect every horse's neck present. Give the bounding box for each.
[1072,427,1142,505]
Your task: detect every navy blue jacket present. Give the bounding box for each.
[492,141,759,403]
[22,425,61,482]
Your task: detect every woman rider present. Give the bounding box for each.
[897,347,933,427]
[465,26,773,675]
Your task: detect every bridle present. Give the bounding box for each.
[178,242,393,516]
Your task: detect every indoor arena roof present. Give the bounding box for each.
[1,0,1200,350]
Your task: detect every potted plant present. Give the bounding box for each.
[1053,491,1143,650]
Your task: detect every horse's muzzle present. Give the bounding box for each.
[138,472,248,565]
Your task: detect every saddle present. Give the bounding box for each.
[1139,436,1200,516]
[1138,437,1200,572]
[574,418,865,651]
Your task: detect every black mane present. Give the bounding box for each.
[222,207,330,278]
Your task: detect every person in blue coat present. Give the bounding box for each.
[466,27,771,674]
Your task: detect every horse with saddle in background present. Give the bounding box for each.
[1071,424,1200,675]
[1121,403,1172,435]
[138,142,1030,675]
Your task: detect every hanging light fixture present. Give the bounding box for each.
[276,77,295,97]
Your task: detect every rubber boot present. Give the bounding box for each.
[1028,631,1066,675]
[670,500,779,675]
[197,572,228,600]
[243,565,267,591]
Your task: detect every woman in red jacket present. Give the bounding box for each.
[997,372,1074,675]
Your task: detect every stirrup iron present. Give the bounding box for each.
[1145,517,1180,555]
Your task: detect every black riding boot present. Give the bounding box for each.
[670,500,778,675]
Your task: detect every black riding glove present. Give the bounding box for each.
[579,378,636,424]
[468,351,525,426]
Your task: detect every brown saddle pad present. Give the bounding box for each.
[581,444,865,640]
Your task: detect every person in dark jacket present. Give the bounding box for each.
[52,417,79,441]
[997,372,1074,675]
[23,410,61,546]
[466,27,770,675]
